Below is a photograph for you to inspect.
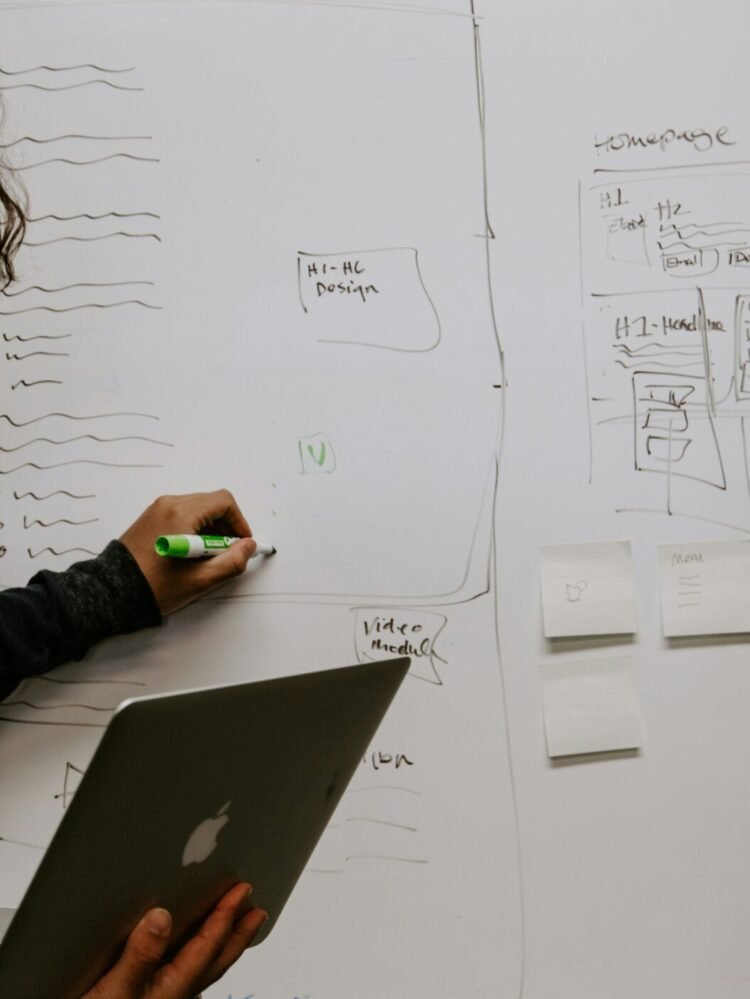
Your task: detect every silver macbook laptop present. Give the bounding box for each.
[0,657,410,999]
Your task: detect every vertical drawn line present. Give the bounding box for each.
[470,6,495,242]
[470,4,525,998]
[667,417,673,515]
[741,418,750,500]
[578,181,593,485]
[296,254,307,313]
[697,286,716,417]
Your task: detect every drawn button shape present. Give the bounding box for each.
[298,432,336,474]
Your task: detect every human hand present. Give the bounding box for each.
[82,882,267,999]
[119,489,257,615]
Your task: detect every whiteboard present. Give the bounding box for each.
[0,1,749,997]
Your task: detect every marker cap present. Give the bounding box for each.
[155,535,191,557]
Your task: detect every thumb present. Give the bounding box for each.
[196,537,256,589]
[90,908,172,995]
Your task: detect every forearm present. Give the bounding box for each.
[0,540,160,701]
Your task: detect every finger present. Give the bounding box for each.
[156,884,251,995]
[192,538,256,592]
[189,489,252,539]
[197,907,268,988]
[88,908,172,996]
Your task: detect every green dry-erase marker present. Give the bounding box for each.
[155,534,277,558]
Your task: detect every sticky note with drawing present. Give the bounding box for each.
[540,657,643,758]
[658,540,750,637]
[539,540,638,637]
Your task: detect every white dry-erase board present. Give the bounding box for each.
[0,2,749,997]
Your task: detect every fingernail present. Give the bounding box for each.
[145,907,172,937]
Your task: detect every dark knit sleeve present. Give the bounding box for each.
[0,540,161,701]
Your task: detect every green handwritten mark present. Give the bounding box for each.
[308,441,326,466]
[298,432,336,474]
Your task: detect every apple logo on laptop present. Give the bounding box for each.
[182,801,231,867]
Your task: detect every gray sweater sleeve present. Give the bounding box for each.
[0,540,161,701]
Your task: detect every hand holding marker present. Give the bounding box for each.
[156,534,277,559]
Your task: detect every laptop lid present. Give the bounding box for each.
[0,657,410,999]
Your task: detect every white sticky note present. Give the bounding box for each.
[540,657,643,758]
[658,540,750,637]
[539,541,637,637]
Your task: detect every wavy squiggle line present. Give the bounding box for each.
[0,80,143,93]
[28,211,160,222]
[27,546,98,558]
[32,674,146,687]
[14,153,159,171]
[11,378,62,389]
[24,233,161,246]
[6,350,69,360]
[0,301,162,315]
[0,134,151,147]
[0,63,135,75]
[3,280,154,297]
[2,332,71,342]
[23,516,99,528]
[0,433,173,451]
[0,411,158,427]
[1,698,112,712]
[1,459,162,473]
[15,490,95,501]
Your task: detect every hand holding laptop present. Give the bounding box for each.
[82,882,266,999]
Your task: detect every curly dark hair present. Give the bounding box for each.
[0,176,25,289]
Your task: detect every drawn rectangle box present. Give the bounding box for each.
[540,657,643,758]
[539,541,638,638]
[658,540,750,637]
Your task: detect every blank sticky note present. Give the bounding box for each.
[539,541,637,637]
[541,657,643,758]
[658,540,750,637]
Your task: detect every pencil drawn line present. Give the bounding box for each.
[31,674,146,687]
[0,301,162,315]
[1,698,115,711]
[345,817,417,832]
[3,280,154,296]
[592,158,750,175]
[0,80,143,93]
[0,411,158,427]
[344,854,427,864]
[27,546,98,558]
[55,761,86,810]
[13,153,159,171]
[15,489,95,501]
[0,134,151,148]
[0,63,135,75]
[347,786,421,796]
[0,433,173,451]
[0,835,45,850]
[2,332,71,342]
[0,715,107,728]
[23,516,99,528]
[615,358,702,370]
[11,378,62,389]
[0,459,163,473]
[5,350,69,360]
[24,233,161,246]
[28,211,160,222]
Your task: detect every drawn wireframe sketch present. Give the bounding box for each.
[353,607,447,686]
[297,247,441,352]
[581,161,750,524]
